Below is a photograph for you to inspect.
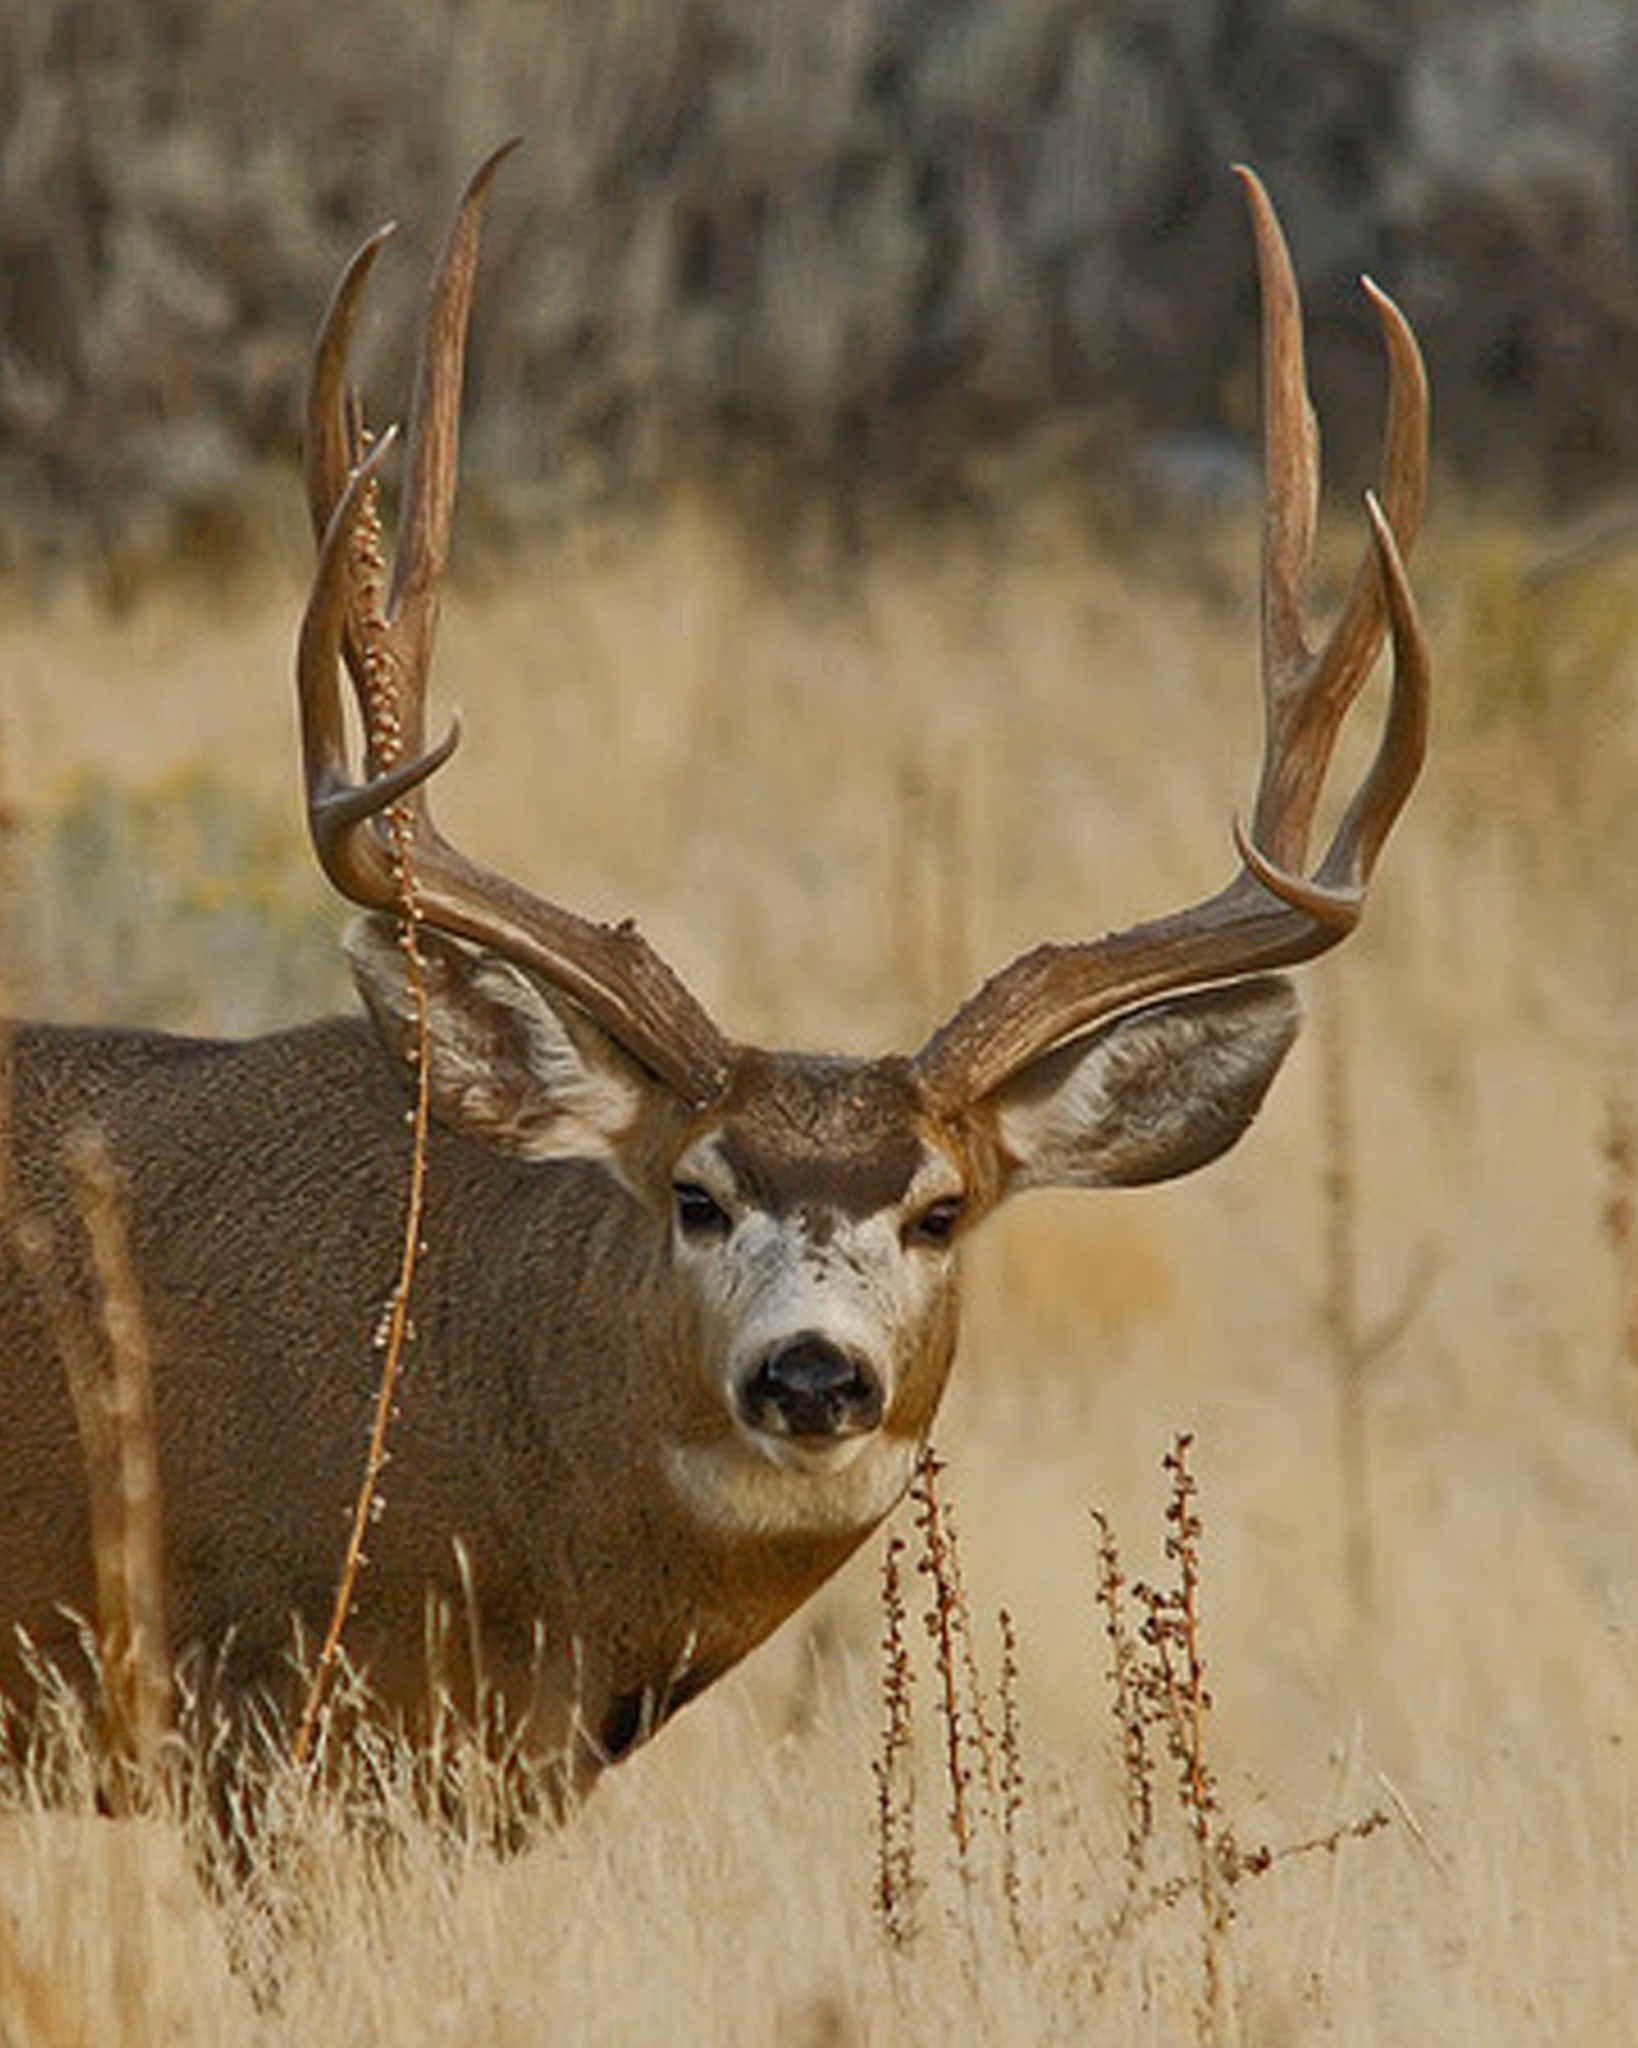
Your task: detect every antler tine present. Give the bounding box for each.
[1238,166,1428,874]
[381,139,520,762]
[912,172,1431,1113]
[306,224,393,548]
[305,220,394,715]
[1245,166,1320,758]
[296,149,735,1108]
[1317,490,1431,887]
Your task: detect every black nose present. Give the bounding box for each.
[740,1335,884,1442]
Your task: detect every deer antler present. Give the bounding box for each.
[296,144,735,1108]
[912,166,1431,1112]
[299,156,1426,1122]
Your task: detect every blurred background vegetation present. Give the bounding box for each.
[5,0,1638,579]
[2,11,1637,2034]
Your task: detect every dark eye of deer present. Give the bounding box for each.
[673,1182,732,1241]
[904,1196,964,1250]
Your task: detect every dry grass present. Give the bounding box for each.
[1,486,1636,2040]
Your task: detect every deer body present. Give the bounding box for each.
[0,154,1431,1797]
[0,1017,924,1771]
[0,968,1296,1780]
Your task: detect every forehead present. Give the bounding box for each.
[709,1053,935,1218]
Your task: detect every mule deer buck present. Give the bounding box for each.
[0,151,1428,1800]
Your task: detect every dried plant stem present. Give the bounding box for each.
[1163,1438,1215,1848]
[1157,1436,1231,2035]
[996,1606,1026,1943]
[15,1131,173,1811]
[1318,990,1433,1629]
[910,1448,980,1868]
[1319,993,1374,1619]
[1091,1503,1155,1934]
[877,1452,1027,1957]
[291,965,430,1765]
[872,1530,918,1947]
[71,1131,172,1806]
[1120,1436,1233,2029]
[891,739,977,1035]
[1603,1088,1638,1432]
[294,471,434,1767]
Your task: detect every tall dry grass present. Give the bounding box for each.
[0,483,1635,2040]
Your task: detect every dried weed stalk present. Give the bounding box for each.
[294,460,436,1765]
[1318,991,1433,1624]
[872,1530,918,1947]
[1134,1436,1234,2024]
[1603,1088,1638,1429]
[995,1605,1024,1939]
[910,1448,988,1864]
[13,1129,174,1814]
[6,1130,175,2045]
[1091,1500,1153,1921]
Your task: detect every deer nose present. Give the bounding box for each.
[740,1335,884,1442]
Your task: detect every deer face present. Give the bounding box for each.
[654,1092,968,1535]
[665,1053,967,1471]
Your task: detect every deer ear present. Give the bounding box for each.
[345,914,648,1164]
[989,976,1301,1194]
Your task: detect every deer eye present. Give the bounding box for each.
[673,1182,732,1241]
[904,1195,965,1250]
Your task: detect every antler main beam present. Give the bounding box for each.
[296,145,735,1108]
[912,166,1431,1112]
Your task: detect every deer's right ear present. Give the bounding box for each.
[345,915,648,1166]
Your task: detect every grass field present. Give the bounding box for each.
[1,483,1635,2042]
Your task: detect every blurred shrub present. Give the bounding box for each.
[3,0,1637,574]
[2,768,344,1032]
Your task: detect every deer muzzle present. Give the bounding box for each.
[737,1334,885,1445]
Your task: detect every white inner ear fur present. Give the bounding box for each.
[345,915,644,1164]
[992,976,1301,1193]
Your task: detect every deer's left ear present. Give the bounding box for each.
[987,976,1300,1194]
